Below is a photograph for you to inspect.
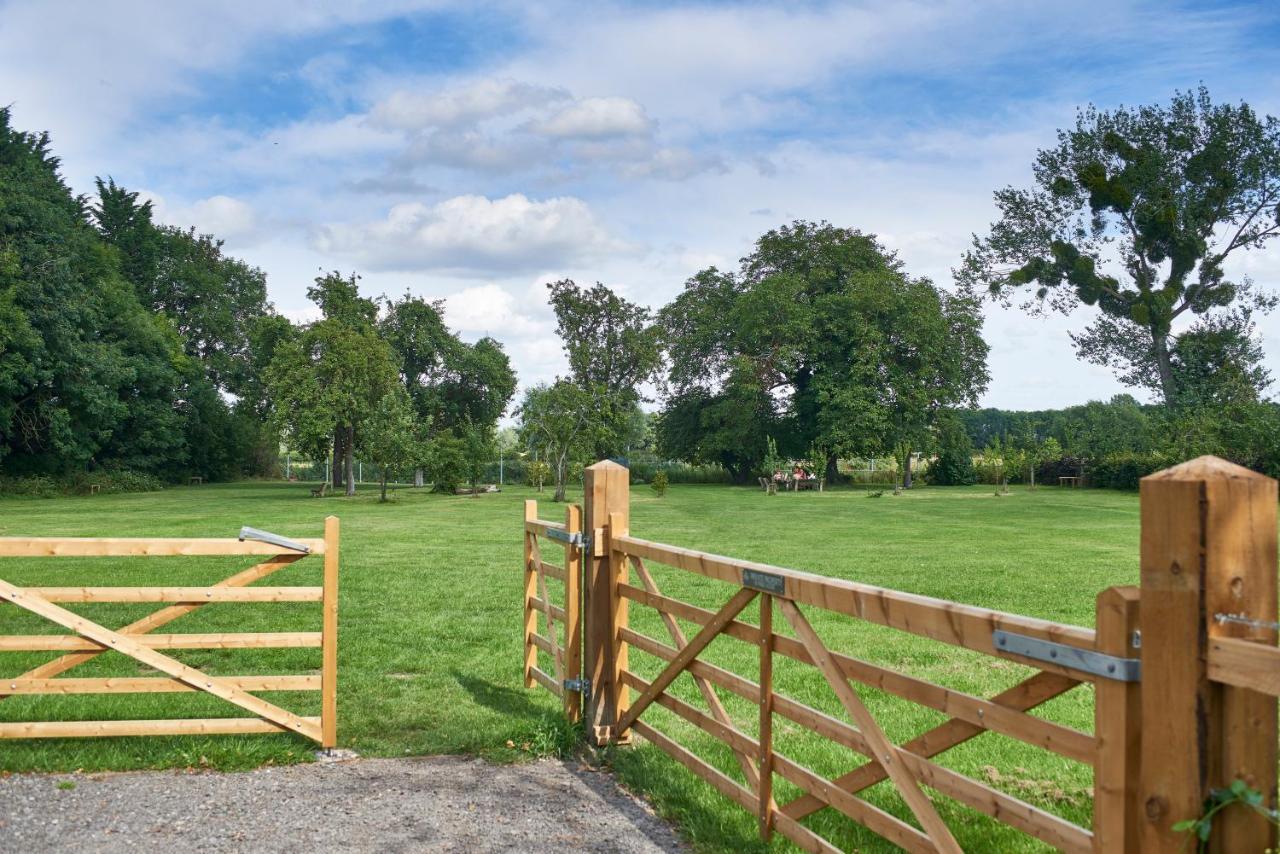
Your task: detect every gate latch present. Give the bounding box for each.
[546,528,589,552]
[563,677,591,698]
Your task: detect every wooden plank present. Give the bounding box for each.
[22,587,322,602]
[529,665,563,697]
[608,511,631,739]
[625,577,1091,763]
[530,631,557,660]
[630,719,755,812]
[616,534,1095,661]
[621,628,762,703]
[526,596,566,623]
[537,560,566,581]
[772,753,934,854]
[779,598,961,853]
[583,460,629,744]
[0,581,322,743]
[629,555,760,791]
[0,554,305,693]
[0,632,322,651]
[615,587,758,737]
[1209,637,1280,696]
[321,515,339,749]
[524,519,568,539]
[0,538,324,557]
[1093,586,1140,853]
[0,717,322,739]
[524,500,539,689]
[620,583,761,645]
[0,675,320,695]
[563,504,583,724]
[759,593,775,840]
[537,532,564,686]
[620,671,759,759]
[772,811,842,854]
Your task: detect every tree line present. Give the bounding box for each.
[3,86,1277,497]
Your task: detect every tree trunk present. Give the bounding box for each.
[380,473,388,502]
[1152,330,1177,405]
[902,451,913,489]
[825,453,840,484]
[553,452,568,502]
[344,425,355,496]
[414,468,424,488]
[332,429,343,489]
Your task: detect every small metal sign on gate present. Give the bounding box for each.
[741,568,785,595]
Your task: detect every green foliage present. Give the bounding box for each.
[0,469,165,497]
[961,87,1280,404]
[649,470,669,497]
[926,415,976,485]
[362,388,424,501]
[660,222,988,480]
[525,459,551,491]
[547,279,662,459]
[423,430,467,494]
[517,381,598,501]
[1173,779,1280,851]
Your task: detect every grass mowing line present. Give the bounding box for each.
[0,480,1150,851]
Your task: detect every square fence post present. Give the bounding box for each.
[583,460,630,745]
[1138,456,1277,852]
[1093,585,1140,852]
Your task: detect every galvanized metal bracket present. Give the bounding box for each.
[563,677,591,698]
[545,528,588,552]
[237,526,310,554]
[742,568,786,595]
[993,630,1141,682]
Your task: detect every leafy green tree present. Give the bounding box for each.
[927,413,977,486]
[548,279,663,458]
[960,87,1280,405]
[362,387,424,502]
[458,422,496,496]
[661,222,988,484]
[518,381,598,501]
[0,108,188,476]
[267,273,399,495]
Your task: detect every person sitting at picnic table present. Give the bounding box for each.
[772,469,786,482]
[792,465,805,480]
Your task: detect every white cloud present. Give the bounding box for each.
[312,193,636,275]
[146,192,258,241]
[368,79,569,131]
[530,96,653,139]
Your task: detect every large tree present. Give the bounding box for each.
[518,381,599,501]
[267,272,399,495]
[959,87,1280,405]
[547,279,663,459]
[661,222,988,484]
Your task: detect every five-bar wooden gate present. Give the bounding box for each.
[0,517,339,747]
[523,459,1280,851]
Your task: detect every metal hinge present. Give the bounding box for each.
[993,630,1141,682]
[563,677,591,698]
[545,528,589,552]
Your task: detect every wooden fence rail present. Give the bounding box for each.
[0,517,339,748]
[523,458,1279,852]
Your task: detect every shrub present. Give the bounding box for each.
[0,470,165,497]
[1089,452,1172,490]
[927,417,976,486]
[650,470,669,497]
[525,460,550,491]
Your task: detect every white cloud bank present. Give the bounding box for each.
[312,192,635,275]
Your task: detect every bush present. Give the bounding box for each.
[650,470,669,497]
[1035,455,1088,485]
[1088,452,1172,490]
[927,417,976,486]
[0,470,165,497]
[628,461,732,485]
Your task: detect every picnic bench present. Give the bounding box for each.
[310,482,329,498]
[189,476,203,486]
[1058,476,1081,488]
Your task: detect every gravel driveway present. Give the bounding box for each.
[0,756,684,853]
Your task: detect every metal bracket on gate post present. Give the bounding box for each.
[545,528,589,552]
[563,677,591,701]
[992,630,1141,682]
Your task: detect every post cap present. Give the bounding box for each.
[585,459,629,472]
[1142,455,1273,483]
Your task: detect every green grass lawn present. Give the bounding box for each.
[0,479,1144,851]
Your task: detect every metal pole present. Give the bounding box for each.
[500,457,504,485]
[286,453,291,479]
[359,462,363,483]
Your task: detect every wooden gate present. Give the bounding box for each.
[524,500,584,723]
[0,517,339,747]
[523,459,1279,852]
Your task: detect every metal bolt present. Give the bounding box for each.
[1131,630,1142,649]
[1049,649,1058,659]
[1107,664,1116,673]
[997,636,1006,646]
[976,709,984,719]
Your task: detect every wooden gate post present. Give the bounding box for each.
[1093,585,1140,852]
[583,460,630,745]
[1138,456,1278,852]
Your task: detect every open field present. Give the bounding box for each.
[0,479,1146,851]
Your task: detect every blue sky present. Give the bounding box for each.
[2,0,1279,408]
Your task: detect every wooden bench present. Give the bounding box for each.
[310,482,329,498]
[189,476,203,486]
[1058,476,1081,488]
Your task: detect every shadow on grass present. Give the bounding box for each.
[451,670,549,720]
